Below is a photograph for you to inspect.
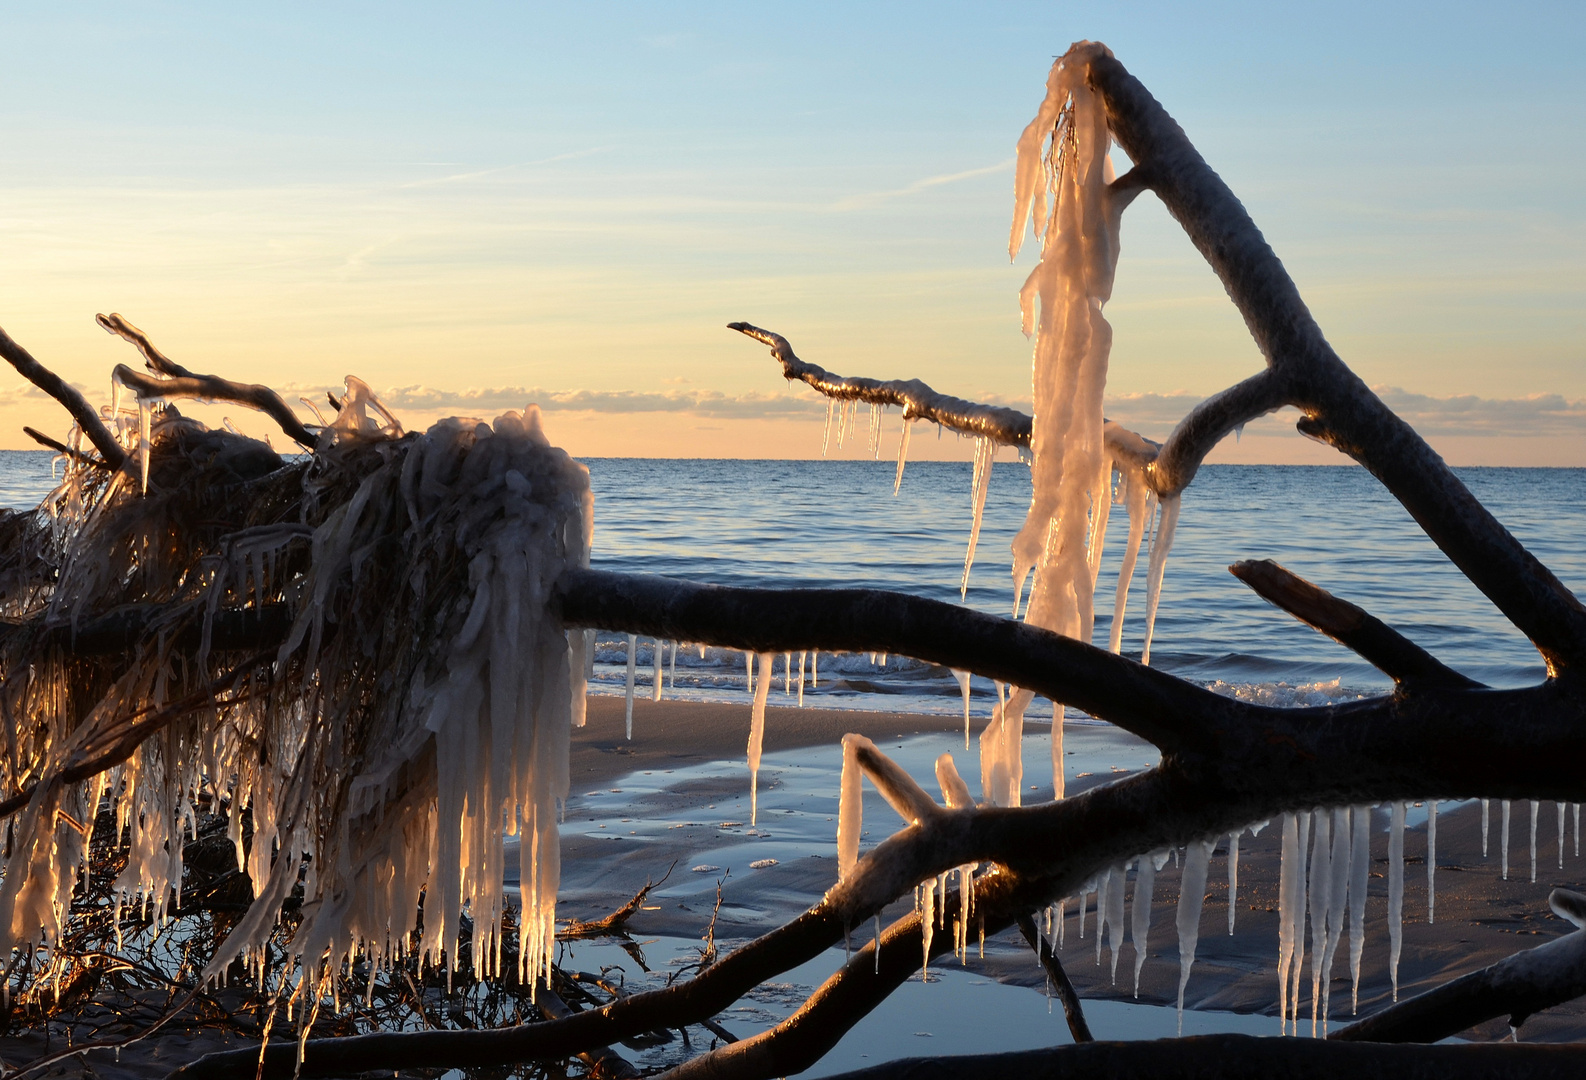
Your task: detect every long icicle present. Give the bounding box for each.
[1176,840,1212,1035]
[747,652,772,825]
[1348,805,1370,1014]
[1388,801,1405,1002]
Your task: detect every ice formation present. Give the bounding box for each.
[894,419,913,494]
[1130,853,1156,996]
[1226,828,1242,935]
[951,668,972,748]
[1531,799,1540,883]
[978,687,1027,808]
[1502,799,1512,879]
[960,436,996,600]
[747,652,772,825]
[1389,801,1406,1001]
[1349,805,1371,1013]
[1428,801,1438,923]
[1105,863,1127,982]
[1176,840,1212,1032]
[0,399,594,1003]
[652,637,665,702]
[624,633,638,738]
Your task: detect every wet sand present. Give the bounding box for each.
[568,695,1586,1043]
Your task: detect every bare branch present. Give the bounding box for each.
[0,322,126,469]
[1015,914,1092,1043]
[1149,370,1287,495]
[96,313,194,378]
[1230,559,1480,688]
[22,426,107,469]
[1084,52,1586,668]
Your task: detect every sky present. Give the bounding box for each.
[0,2,1582,464]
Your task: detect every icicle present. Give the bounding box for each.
[960,436,995,600]
[1109,478,1153,653]
[875,915,882,973]
[1389,801,1405,1002]
[1349,805,1370,1014]
[822,400,835,456]
[1427,801,1438,924]
[894,419,913,495]
[1227,828,1242,935]
[745,650,754,694]
[1277,813,1300,1034]
[812,650,819,687]
[951,669,972,749]
[837,736,864,879]
[1321,807,1351,1030]
[1140,495,1180,666]
[1530,800,1540,883]
[1106,864,1126,983]
[1560,802,1568,869]
[669,639,678,690]
[1130,853,1156,997]
[747,653,772,825]
[1502,799,1511,880]
[624,633,637,740]
[869,403,883,460]
[1176,840,1212,1034]
[1307,811,1331,1037]
[797,651,807,706]
[1482,798,1490,857]
[1576,803,1580,857]
[1094,870,1110,965]
[1078,886,1089,941]
[920,876,935,979]
[652,637,665,702]
[783,652,792,694]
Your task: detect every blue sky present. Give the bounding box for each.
[1,2,1581,461]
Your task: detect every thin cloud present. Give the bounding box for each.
[834,159,1014,211]
[377,385,825,420]
[398,148,609,190]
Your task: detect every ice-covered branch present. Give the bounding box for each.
[0,322,126,469]
[22,426,106,468]
[1148,370,1286,495]
[1083,51,1586,667]
[1229,559,1480,688]
[111,365,315,450]
[730,321,1033,446]
[729,321,1162,470]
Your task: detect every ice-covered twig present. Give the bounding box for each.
[110,364,315,450]
[1229,559,1481,688]
[0,322,127,469]
[22,426,107,468]
[730,321,1162,471]
[1083,51,1586,668]
[1334,888,1586,1044]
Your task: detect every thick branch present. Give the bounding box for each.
[1085,52,1586,668]
[557,567,1222,754]
[1229,559,1480,688]
[0,322,126,469]
[812,1036,1586,1080]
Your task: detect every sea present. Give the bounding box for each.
[2,452,1580,713]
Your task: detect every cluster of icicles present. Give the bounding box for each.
[0,385,593,1009]
[836,783,1586,1035]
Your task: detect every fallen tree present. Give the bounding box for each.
[0,37,1578,1080]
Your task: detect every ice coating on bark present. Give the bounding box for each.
[1348,805,1370,1013]
[1307,810,1331,1035]
[747,652,772,825]
[1130,853,1157,996]
[1389,801,1406,1001]
[951,669,972,749]
[1008,42,1144,653]
[1428,800,1438,923]
[934,753,975,809]
[1176,839,1212,1032]
[1140,494,1181,666]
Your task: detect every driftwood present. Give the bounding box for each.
[0,39,1581,1080]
